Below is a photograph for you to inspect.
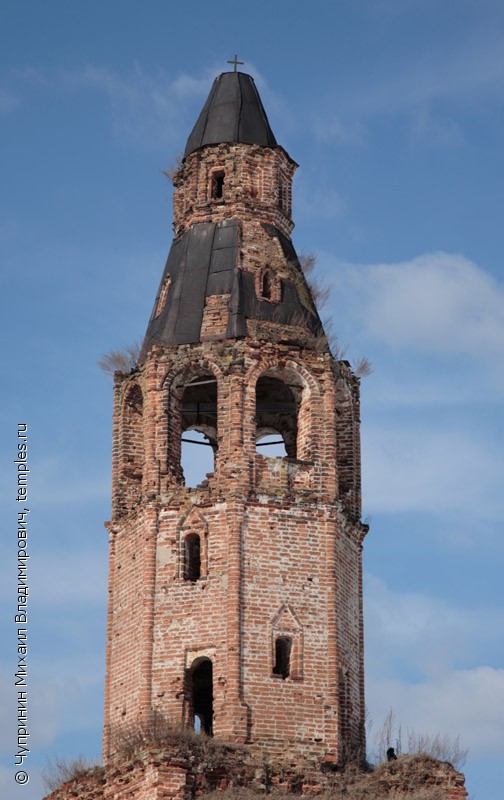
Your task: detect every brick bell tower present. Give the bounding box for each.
[103,70,367,766]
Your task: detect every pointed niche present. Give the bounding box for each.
[271,605,304,681]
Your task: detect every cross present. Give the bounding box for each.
[227,54,244,72]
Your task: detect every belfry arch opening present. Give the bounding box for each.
[180,374,217,487]
[189,658,213,735]
[255,373,303,459]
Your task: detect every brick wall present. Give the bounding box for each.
[104,337,367,763]
[172,144,296,239]
[43,750,468,800]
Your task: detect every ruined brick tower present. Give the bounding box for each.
[103,70,367,767]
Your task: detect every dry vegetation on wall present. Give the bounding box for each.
[370,710,468,771]
[298,251,372,377]
[42,715,467,800]
[98,340,141,376]
[96,256,372,379]
[204,783,444,800]
[42,756,104,793]
[110,711,240,767]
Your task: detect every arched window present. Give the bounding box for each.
[183,533,201,582]
[273,636,292,679]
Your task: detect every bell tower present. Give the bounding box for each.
[103,70,367,766]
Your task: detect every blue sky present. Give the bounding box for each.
[1,1,503,798]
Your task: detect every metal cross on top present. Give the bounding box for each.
[227,54,244,72]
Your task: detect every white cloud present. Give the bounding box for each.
[364,575,504,757]
[330,252,504,370]
[362,422,504,518]
[365,574,469,668]
[4,60,289,155]
[317,31,504,144]
[68,63,213,150]
[367,668,504,758]
[365,574,504,670]
[6,62,219,152]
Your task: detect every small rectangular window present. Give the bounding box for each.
[211,170,225,200]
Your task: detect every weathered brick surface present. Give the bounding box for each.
[83,76,471,800]
[102,91,370,767]
[172,143,296,239]
[43,751,468,800]
[104,337,367,763]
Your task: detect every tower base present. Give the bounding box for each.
[43,744,468,800]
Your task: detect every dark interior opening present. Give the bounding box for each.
[183,533,201,582]
[191,659,213,735]
[273,636,292,679]
[211,170,225,200]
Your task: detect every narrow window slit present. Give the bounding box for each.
[183,534,201,582]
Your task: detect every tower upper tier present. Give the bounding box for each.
[140,72,326,362]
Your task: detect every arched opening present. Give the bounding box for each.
[190,659,213,735]
[273,636,292,679]
[255,375,300,459]
[180,375,218,488]
[183,533,201,582]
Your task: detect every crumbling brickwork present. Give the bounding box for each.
[103,70,369,768]
[173,143,296,239]
[43,751,468,800]
[104,340,367,762]
[46,67,470,800]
